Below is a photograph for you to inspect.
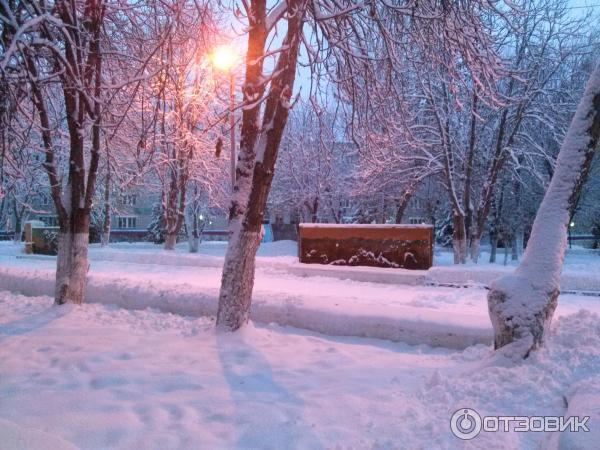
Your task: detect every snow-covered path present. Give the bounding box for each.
[1,291,598,449]
[0,241,598,348]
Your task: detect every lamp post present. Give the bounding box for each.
[569,221,575,249]
[212,45,237,191]
[228,72,235,191]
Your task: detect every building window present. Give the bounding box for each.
[339,199,351,214]
[39,215,58,227]
[409,217,425,225]
[119,194,137,206]
[41,195,51,206]
[117,216,137,229]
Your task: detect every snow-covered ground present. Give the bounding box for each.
[1,242,599,448]
[0,241,598,348]
[1,291,598,449]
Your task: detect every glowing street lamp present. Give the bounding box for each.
[211,45,238,191]
[212,45,237,72]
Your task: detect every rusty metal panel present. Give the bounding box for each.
[298,224,433,270]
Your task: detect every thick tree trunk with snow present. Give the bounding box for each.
[55,232,89,305]
[488,66,600,357]
[55,208,90,305]
[216,0,306,331]
[10,0,104,305]
[56,3,103,305]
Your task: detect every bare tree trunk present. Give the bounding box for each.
[54,1,103,305]
[188,234,199,253]
[12,206,21,242]
[217,0,306,331]
[503,237,510,265]
[330,205,342,224]
[0,198,6,231]
[164,233,177,250]
[489,235,498,263]
[511,234,519,261]
[55,208,90,305]
[394,198,409,224]
[488,66,600,357]
[436,91,466,265]
[163,174,187,250]
[452,212,467,264]
[515,226,524,256]
[305,197,319,223]
[101,172,111,247]
[464,91,478,259]
[163,171,187,250]
[470,111,508,263]
[470,235,480,263]
[186,193,200,253]
[394,177,419,224]
[187,215,199,253]
[13,222,21,242]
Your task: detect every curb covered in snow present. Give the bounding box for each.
[0,266,492,349]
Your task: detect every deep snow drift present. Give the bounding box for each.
[0,291,598,449]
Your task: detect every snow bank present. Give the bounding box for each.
[0,266,491,348]
[555,376,600,449]
[540,376,600,450]
[416,310,600,449]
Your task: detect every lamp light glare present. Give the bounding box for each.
[212,45,236,71]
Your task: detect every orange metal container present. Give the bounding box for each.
[298,224,434,270]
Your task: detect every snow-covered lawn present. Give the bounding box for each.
[1,243,599,448]
[1,291,598,449]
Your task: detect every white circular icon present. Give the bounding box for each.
[450,408,482,440]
